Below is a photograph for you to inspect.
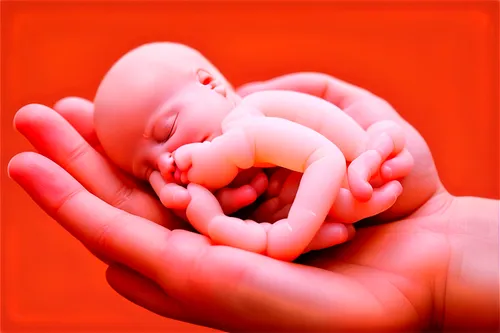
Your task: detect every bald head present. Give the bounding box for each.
[92,42,237,177]
[93,42,217,171]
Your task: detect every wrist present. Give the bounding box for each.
[441,196,499,331]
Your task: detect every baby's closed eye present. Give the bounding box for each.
[152,112,179,143]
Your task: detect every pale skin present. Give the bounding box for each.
[8,72,498,331]
[93,43,413,261]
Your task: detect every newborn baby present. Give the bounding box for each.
[93,42,413,261]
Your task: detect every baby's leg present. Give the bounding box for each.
[264,145,346,261]
[185,183,267,253]
[187,183,359,257]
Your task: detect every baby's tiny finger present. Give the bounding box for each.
[150,171,190,210]
[304,223,354,252]
[266,168,291,198]
[217,185,257,215]
[252,197,281,222]
[249,171,269,197]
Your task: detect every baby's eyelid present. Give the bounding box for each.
[165,113,179,140]
[153,113,178,142]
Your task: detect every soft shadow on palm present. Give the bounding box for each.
[300,209,449,327]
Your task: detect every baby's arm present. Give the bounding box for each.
[229,91,412,200]
[174,117,346,261]
[150,163,268,216]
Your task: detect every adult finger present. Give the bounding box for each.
[13,104,182,229]
[105,264,198,323]
[7,152,191,279]
[8,153,411,331]
[53,97,100,148]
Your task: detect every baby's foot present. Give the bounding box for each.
[347,149,383,202]
[379,148,414,182]
[328,180,403,223]
[347,132,397,201]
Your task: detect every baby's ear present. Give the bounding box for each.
[196,69,226,97]
[196,69,215,86]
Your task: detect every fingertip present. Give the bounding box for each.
[174,190,192,208]
[180,171,189,185]
[7,153,24,180]
[350,180,373,202]
[345,224,356,241]
[159,185,191,210]
[53,96,93,114]
[229,185,258,207]
[7,152,42,181]
[381,165,393,180]
[393,180,403,196]
[250,172,269,196]
[13,103,47,132]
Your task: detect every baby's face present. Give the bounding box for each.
[94,43,240,181]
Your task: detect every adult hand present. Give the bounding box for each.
[9,80,497,331]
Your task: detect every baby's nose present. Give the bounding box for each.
[157,152,175,181]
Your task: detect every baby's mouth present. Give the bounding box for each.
[169,162,188,186]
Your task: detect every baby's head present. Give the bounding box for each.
[94,42,240,181]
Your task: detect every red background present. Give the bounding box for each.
[2,1,498,332]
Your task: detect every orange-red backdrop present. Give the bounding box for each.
[2,1,499,332]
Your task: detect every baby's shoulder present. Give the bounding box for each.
[221,104,264,131]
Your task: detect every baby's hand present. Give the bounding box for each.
[149,170,191,210]
[215,168,269,215]
[173,140,239,190]
[155,149,268,214]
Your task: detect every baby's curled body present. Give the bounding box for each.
[154,92,411,261]
[159,90,409,215]
[92,42,413,261]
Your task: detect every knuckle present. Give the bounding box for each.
[62,141,91,170]
[110,183,135,211]
[52,187,85,216]
[93,220,113,252]
[90,210,124,253]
